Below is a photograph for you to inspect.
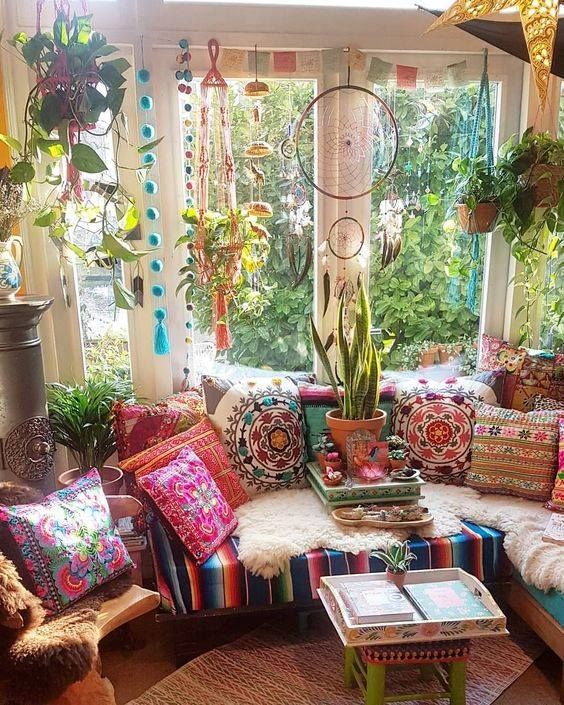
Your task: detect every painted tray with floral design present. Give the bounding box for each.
[319,568,508,647]
[332,506,434,529]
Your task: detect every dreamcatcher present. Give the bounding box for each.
[279,88,313,287]
[194,39,241,351]
[376,179,406,270]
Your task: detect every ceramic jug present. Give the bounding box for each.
[0,238,23,298]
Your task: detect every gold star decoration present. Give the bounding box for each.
[427,1,562,109]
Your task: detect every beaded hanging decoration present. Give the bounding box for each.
[175,38,196,388]
[136,40,170,356]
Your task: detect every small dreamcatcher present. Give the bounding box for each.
[328,216,365,260]
[295,74,398,201]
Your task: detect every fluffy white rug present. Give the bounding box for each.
[234,485,562,593]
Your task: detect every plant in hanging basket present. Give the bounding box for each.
[310,282,394,457]
[452,156,500,234]
[0,10,161,308]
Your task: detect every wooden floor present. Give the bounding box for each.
[101,610,562,705]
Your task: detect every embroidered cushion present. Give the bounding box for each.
[138,447,237,564]
[121,417,248,509]
[479,334,564,411]
[524,394,564,413]
[547,419,564,512]
[113,390,205,460]
[0,470,132,615]
[466,403,560,501]
[202,376,306,496]
[391,372,503,485]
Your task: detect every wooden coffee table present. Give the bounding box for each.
[319,568,508,705]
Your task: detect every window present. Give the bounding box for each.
[182,78,316,377]
[369,80,499,377]
[71,116,132,381]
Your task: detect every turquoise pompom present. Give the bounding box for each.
[150,259,163,273]
[152,284,165,297]
[184,104,192,112]
[144,180,158,195]
[143,152,156,165]
[141,123,155,140]
[146,207,159,221]
[139,95,153,111]
[148,233,161,247]
[137,68,151,84]
[154,308,167,321]
[179,39,189,49]
[183,69,193,82]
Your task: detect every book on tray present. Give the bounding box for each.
[542,513,564,545]
[339,581,414,624]
[404,580,492,621]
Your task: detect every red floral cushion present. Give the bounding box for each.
[138,447,237,565]
[113,390,204,460]
[121,418,248,510]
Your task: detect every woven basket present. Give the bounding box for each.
[528,164,564,208]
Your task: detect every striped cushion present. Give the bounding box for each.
[467,403,560,501]
[149,518,510,614]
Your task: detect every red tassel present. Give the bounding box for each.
[214,289,232,351]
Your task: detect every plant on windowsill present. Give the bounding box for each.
[372,540,417,589]
[0,9,161,308]
[310,282,391,457]
[47,378,133,493]
[453,155,500,235]
[496,129,564,346]
[419,340,438,368]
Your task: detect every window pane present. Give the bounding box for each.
[182,79,316,378]
[539,81,564,353]
[369,81,498,378]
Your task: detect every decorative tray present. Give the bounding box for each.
[332,506,433,529]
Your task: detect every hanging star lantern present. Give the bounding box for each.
[427,1,562,109]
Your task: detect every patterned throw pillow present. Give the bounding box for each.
[113,390,205,460]
[547,419,564,512]
[524,394,564,413]
[202,376,306,496]
[120,417,248,510]
[0,470,132,615]
[391,373,503,485]
[479,334,564,411]
[467,403,560,501]
[138,447,237,564]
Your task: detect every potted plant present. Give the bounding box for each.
[386,435,409,470]
[47,378,133,493]
[372,540,417,589]
[310,283,388,457]
[0,9,160,309]
[452,156,499,234]
[419,341,438,368]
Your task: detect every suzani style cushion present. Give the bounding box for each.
[138,447,237,564]
[546,419,564,512]
[391,372,503,485]
[467,403,561,501]
[202,376,307,496]
[121,417,248,510]
[0,470,132,615]
[524,393,564,413]
[113,390,205,460]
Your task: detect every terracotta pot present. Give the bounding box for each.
[325,408,387,459]
[527,164,564,208]
[456,201,499,234]
[386,569,407,589]
[58,465,123,496]
[438,346,450,364]
[419,350,436,368]
[389,458,407,471]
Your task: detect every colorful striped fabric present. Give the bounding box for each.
[149,518,511,614]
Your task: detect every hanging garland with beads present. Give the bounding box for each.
[136,42,170,356]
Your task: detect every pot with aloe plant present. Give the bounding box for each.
[311,283,388,459]
[372,540,417,589]
[453,156,500,235]
[47,378,133,494]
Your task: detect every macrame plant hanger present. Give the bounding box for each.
[195,39,240,351]
[466,48,494,314]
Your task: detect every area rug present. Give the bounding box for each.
[127,615,543,705]
[234,485,563,594]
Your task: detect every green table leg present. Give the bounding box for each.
[344,647,356,689]
[366,663,386,705]
[449,660,466,705]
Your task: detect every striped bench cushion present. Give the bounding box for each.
[149,519,511,614]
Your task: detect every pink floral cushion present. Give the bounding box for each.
[0,470,132,615]
[138,447,237,564]
[113,390,205,460]
[547,419,564,512]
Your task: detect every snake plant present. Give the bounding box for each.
[310,283,382,421]
[372,541,417,575]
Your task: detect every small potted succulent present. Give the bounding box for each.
[452,156,499,234]
[372,540,417,589]
[386,435,408,470]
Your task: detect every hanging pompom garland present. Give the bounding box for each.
[136,47,170,356]
[175,38,196,388]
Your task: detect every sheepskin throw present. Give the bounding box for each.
[234,485,562,594]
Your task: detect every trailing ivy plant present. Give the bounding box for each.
[0,10,161,308]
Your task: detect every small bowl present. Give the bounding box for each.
[390,467,421,482]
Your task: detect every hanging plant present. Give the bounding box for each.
[496,129,564,345]
[0,9,162,308]
[451,156,500,235]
